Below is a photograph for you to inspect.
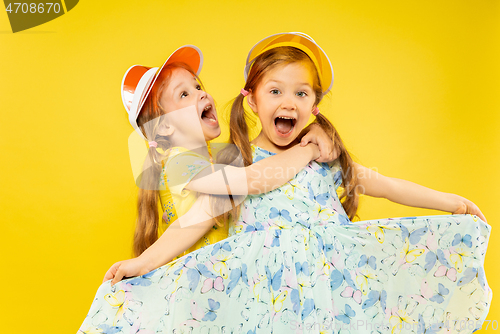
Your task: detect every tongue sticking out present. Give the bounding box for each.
[275,118,294,134]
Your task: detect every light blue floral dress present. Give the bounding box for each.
[79,145,491,334]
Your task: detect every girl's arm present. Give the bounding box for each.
[353,163,487,221]
[104,194,215,285]
[186,143,320,196]
[180,124,336,196]
[105,128,335,284]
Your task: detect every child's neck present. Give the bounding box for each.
[251,132,299,154]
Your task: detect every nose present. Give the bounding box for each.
[280,94,296,110]
[199,90,207,100]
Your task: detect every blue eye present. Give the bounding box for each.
[270,89,280,95]
[297,91,307,97]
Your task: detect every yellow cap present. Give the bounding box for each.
[244,32,334,94]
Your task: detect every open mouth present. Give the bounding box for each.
[274,116,296,136]
[201,105,218,125]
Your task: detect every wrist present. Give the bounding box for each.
[444,193,462,213]
[302,143,312,157]
[137,251,158,272]
[307,143,319,160]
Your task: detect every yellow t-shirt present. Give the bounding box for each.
[158,146,228,257]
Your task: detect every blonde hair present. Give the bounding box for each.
[229,46,360,219]
[133,62,201,257]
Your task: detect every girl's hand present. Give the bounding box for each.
[299,123,339,162]
[306,142,321,161]
[103,257,153,286]
[451,195,487,222]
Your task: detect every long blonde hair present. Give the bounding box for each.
[133,62,201,257]
[228,46,360,219]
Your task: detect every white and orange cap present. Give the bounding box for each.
[121,45,204,138]
[244,32,334,95]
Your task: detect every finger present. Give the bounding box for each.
[103,269,114,283]
[326,140,334,154]
[332,147,340,160]
[103,262,120,283]
[112,268,125,286]
[318,141,328,162]
[323,151,332,163]
[328,151,334,162]
[326,147,334,162]
[470,202,487,222]
[473,208,487,223]
[301,134,312,146]
[315,150,327,163]
[323,145,334,163]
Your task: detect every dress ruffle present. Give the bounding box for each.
[79,146,491,334]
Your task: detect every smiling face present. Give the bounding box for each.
[159,67,220,141]
[248,61,317,152]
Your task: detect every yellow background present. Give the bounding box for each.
[0,0,498,332]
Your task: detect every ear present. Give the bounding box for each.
[157,123,175,137]
[246,90,257,113]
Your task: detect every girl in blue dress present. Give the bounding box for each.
[79,34,491,334]
[105,44,335,285]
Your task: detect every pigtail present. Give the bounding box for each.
[314,113,334,137]
[228,94,253,166]
[132,64,182,256]
[133,125,172,256]
[315,113,359,220]
[209,93,251,228]
[134,148,162,256]
[215,93,250,168]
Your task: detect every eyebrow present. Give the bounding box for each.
[172,82,184,93]
[267,79,312,87]
[171,77,199,93]
[266,79,281,85]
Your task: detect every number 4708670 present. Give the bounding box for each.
[5,3,62,14]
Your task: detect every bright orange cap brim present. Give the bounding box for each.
[138,45,203,112]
